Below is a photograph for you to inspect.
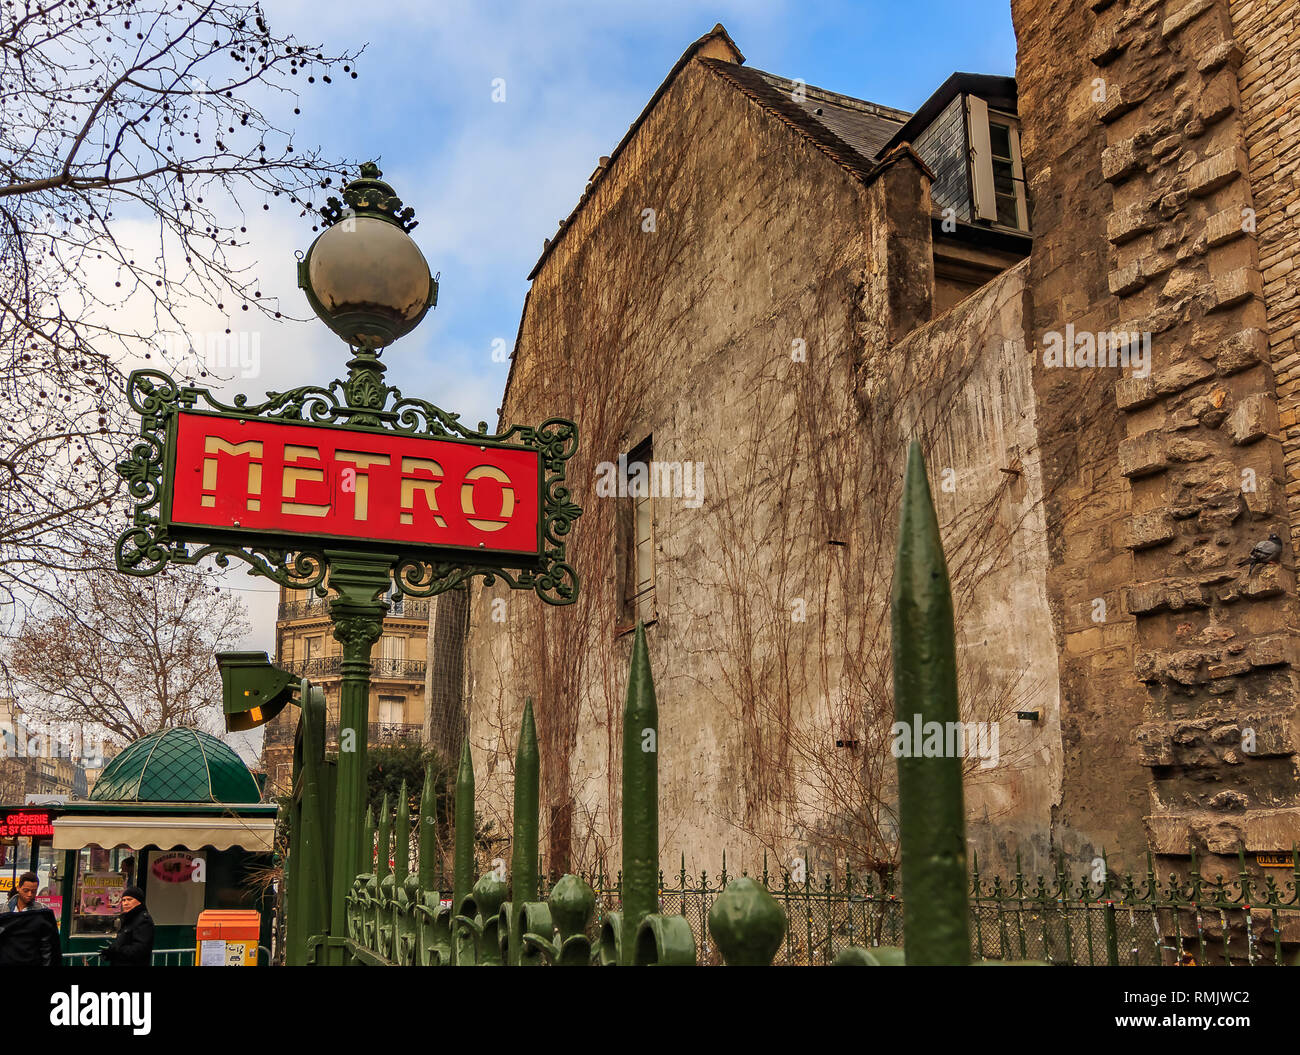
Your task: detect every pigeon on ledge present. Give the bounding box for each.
[1239,533,1283,576]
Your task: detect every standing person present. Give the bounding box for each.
[101,886,154,966]
[5,871,38,911]
[0,873,60,965]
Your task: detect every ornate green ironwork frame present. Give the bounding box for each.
[114,366,582,605]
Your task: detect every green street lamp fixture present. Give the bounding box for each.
[297,162,438,349]
[216,651,298,732]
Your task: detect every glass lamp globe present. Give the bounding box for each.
[298,164,437,348]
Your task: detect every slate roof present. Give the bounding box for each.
[750,68,909,161]
[698,59,910,184]
[525,25,916,282]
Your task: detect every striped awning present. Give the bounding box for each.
[52,814,275,853]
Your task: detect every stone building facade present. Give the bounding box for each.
[465,10,1300,882]
[259,586,431,792]
[1011,0,1300,878]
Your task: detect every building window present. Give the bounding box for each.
[967,96,1028,232]
[619,436,655,627]
[381,635,405,661]
[378,696,405,727]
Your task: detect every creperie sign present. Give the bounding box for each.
[166,412,542,556]
[0,811,54,838]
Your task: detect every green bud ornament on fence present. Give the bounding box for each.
[321,442,983,965]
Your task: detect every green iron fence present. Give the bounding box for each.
[372,852,1300,965]
[283,443,1299,966]
[62,946,273,966]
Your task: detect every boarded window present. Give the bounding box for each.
[619,436,656,627]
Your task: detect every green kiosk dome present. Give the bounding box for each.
[89,727,260,804]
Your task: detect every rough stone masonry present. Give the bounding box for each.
[1010,0,1300,877]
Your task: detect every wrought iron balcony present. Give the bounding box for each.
[370,657,428,680]
[278,597,432,621]
[282,657,427,681]
[323,721,424,745]
[387,597,432,620]
[277,598,330,621]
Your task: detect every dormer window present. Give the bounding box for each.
[967,96,1028,232]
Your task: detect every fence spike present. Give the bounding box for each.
[395,780,410,885]
[418,759,437,891]
[621,622,658,965]
[891,440,969,965]
[377,791,392,884]
[509,697,540,966]
[363,803,375,876]
[453,739,475,920]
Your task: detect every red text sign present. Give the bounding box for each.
[168,412,541,556]
[0,811,53,838]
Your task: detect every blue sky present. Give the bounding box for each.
[265,0,1018,425]
[207,0,1018,659]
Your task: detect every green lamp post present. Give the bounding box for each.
[114,158,582,965]
[296,162,437,965]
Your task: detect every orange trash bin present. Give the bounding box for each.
[195,909,261,966]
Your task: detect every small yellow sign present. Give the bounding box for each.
[1257,852,1293,868]
[197,938,257,966]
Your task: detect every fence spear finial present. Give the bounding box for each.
[418,759,437,891]
[453,738,475,919]
[621,622,658,965]
[509,698,539,965]
[395,780,410,885]
[891,440,969,965]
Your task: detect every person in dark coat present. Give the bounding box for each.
[101,886,154,966]
[0,905,61,965]
[5,871,39,912]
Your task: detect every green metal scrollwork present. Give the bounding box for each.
[521,875,597,966]
[113,367,582,606]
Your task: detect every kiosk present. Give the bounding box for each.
[52,728,276,963]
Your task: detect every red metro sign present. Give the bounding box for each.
[165,412,542,557]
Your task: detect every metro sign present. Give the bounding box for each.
[166,412,541,557]
[116,368,581,604]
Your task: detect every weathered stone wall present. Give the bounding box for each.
[1011,0,1300,874]
[468,41,1065,878]
[884,260,1066,875]
[1008,0,1153,873]
[469,52,896,875]
[1229,0,1300,550]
